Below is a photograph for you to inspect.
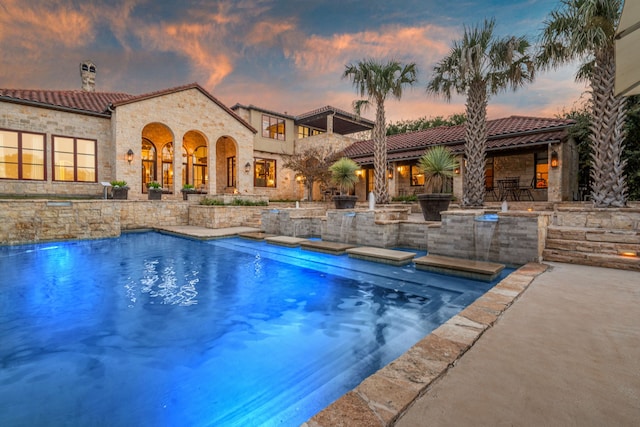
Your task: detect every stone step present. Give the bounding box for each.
[346,247,416,266]
[414,254,505,282]
[542,248,640,272]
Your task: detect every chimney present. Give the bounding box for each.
[80,60,96,92]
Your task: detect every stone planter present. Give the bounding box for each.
[417,193,452,221]
[111,187,129,200]
[332,195,358,209]
[148,189,162,200]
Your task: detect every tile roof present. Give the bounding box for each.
[344,116,575,163]
[0,83,256,133]
[0,88,133,115]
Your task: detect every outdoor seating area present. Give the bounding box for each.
[496,176,534,201]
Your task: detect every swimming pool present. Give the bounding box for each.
[0,232,509,426]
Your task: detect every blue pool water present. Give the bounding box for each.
[0,232,511,426]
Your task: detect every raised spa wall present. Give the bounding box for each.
[261,207,548,265]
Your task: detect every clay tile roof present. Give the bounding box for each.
[0,88,133,115]
[344,115,575,164]
[0,83,256,133]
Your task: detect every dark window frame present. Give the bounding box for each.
[254,158,277,188]
[0,128,46,181]
[262,114,286,141]
[52,134,97,182]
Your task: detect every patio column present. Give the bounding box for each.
[327,114,334,134]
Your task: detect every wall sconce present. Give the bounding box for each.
[454,167,460,175]
[550,150,559,168]
[126,149,134,164]
[387,168,393,179]
[244,162,252,174]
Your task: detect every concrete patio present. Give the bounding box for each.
[395,262,640,426]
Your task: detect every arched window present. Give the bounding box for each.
[162,142,173,189]
[141,138,157,192]
[182,146,189,186]
[193,145,207,189]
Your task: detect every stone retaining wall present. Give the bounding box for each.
[189,205,265,228]
[119,201,190,230]
[553,204,640,230]
[0,200,121,245]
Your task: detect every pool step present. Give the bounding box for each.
[300,240,356,255]
[265,236,309,247]
[414,254,505,281]
[346,247,416,266]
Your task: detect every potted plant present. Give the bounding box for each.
[329,157,359,209]
[181,183,195,200]
[147,181,162,200]
[416,146,458,221]
[110,180,129,200]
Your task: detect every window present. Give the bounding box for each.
[262,115,285,140]
[53,136,96,182]
[297,126,323,139]
[535,152,549,188]
[254,158,276,187]
[141,138,157,191]
[410,164,424,186]
[0,129,45,180]
[193,146,208,188]
[162,143,173,189]
[227,156,236,187]
[485,157,494,190]
[182,146,189,186]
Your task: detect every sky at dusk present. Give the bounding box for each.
[0,0,588,123]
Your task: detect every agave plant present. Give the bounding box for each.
[329,157,359,195]
[417,146,459,193]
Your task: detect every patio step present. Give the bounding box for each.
[543,226,640,271]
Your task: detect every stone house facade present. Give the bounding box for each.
[0,62,372,201]
[344,116,579,203]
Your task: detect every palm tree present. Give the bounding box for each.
[537,0,627,207]
[343,59,418,204]
[427,18,534,207]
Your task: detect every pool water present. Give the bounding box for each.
[0,232,510,426]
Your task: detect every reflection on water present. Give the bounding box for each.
[124,259,200,307]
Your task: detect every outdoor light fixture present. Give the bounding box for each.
[387,168,393,179]
[550,150,559,168]
[454,167,460,175]
[618,249,638,258]
[244,162,252,174]
[126,149,134,164]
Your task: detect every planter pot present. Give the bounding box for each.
[111,187,129,200]
[417,193,452,221]
[148,189,162,200]
[332,195,358,209]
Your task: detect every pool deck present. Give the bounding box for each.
[152,226,640,426]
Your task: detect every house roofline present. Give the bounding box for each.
[0,95,112,118]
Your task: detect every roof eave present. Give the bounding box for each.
[0,95,112,118]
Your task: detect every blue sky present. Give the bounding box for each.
[0,0,587,122]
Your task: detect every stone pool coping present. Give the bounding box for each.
[303,262,549,427]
